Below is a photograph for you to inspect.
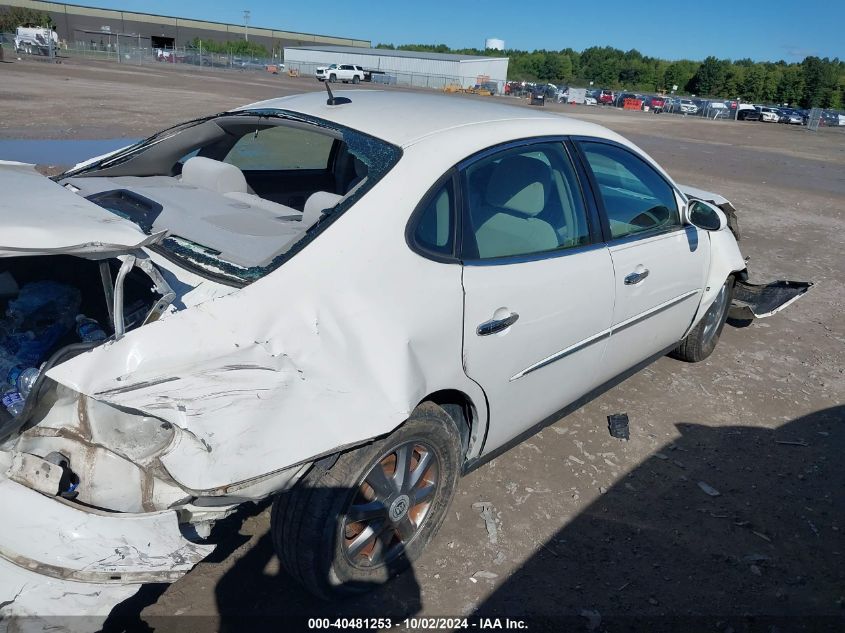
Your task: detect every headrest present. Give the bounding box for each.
[486,155,551,216]
[181,157,248,194]
[303,191,343,225]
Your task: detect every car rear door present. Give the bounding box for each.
[573,138,708,383]
[456,140,615,452]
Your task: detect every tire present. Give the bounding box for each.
[352,76,360,84]
[670,276,734,363]
[271,402,462,599]
[329,74,336,83]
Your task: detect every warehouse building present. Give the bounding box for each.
[284,45,510,91]
[1,0,369,52]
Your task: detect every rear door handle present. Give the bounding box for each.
[624,269,650,285]
[477,312,519,336]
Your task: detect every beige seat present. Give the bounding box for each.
[473,155,559,258]
[302,191,343,227]
[182,156,300,217]
[181,156,248,194]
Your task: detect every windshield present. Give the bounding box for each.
[59,110,402,286]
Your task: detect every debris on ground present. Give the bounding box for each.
[580,609,602,631]
[472,570,499,580]
[697,481,721,497]
[471,501,499,544]
[607,413,630,440]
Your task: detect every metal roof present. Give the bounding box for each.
[284,45,508,63]
[235,89,616,148]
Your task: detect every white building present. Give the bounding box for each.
[284,45,509,91]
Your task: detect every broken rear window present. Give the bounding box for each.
[60,110,402,286]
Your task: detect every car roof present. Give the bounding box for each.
[235,90,610,148]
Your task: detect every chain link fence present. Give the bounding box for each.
[1,33,284,73]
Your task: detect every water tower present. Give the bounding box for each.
[485,38,505,51]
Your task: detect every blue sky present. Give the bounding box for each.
[78,0,843,62]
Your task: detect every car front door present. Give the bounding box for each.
[574,139,708,383]
[457,140,615,452]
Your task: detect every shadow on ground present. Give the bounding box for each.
[472,405,844,631]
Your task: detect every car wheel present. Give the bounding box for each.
[353,76,360,84]
[271,402,462,599]
[670,276,734,363]
[329,74,336,83]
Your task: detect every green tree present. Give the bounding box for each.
[0,7,53,31]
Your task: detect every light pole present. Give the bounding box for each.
[243,9,250,42]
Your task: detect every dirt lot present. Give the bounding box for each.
[2,58,844,631]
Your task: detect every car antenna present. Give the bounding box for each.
[325,81,351,106]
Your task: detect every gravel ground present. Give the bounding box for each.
[2,58,843,632]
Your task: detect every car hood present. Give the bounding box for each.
[0,162,165,257]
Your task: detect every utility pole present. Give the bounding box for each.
[243,9,250,42]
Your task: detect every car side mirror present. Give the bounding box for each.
[686,199,727,232]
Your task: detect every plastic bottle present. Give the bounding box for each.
[15,367,40,399]
[76,315,107,343]
[2,388,24,417]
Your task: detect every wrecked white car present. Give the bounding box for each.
[0,90,811,617]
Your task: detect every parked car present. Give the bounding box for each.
[316,63,365,83]
[678,99,699,114]
[737,108,762,121]
[598,89,615,105]
[643,96,666,113]
[0,90,810,619]
[584,95,598,105]
[778,108,804,125]
[756,106,780,122]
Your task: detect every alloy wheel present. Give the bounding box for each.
[341,441,440,569]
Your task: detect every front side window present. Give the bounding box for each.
[462,142,590,260]
[223,126,335,171]
[578,141,680,240]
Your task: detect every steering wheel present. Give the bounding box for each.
[629,205,670,228]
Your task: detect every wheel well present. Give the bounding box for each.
[419,390,476,461]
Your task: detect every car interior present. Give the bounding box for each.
[59,116,371,269]
[463,144,590,259]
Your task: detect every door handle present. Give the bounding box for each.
[624,269,650,285]
[477,312,519,336]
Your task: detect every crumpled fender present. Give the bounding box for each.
[47,152,487,493]
[691,227,746,328]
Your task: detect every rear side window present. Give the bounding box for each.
[413,178,455,257]
[223,126,335,171]
[578,141,680,240]
[462,142,590,260]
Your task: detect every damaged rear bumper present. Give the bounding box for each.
[729,279,813,320]
[0,474,213,618]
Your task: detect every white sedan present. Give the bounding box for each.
[0,90,809,619]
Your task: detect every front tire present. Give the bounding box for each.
[271,402,462,599]
[329,74,337,83]
[352,76,360,84]
[670,276,734,362]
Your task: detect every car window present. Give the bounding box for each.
[462,142,590,259]
[413,178,454,256]
[578,141,680,240]
[223,126,335,171]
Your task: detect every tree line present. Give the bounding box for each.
[376,43,844,109]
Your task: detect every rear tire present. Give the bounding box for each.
[352,76,360,84]
[670,276,734,363]
[271,402,462,599]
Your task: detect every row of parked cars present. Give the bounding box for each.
[503,82,844,126]
[596,89,845,126]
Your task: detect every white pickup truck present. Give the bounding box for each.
[316,63,365,83]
